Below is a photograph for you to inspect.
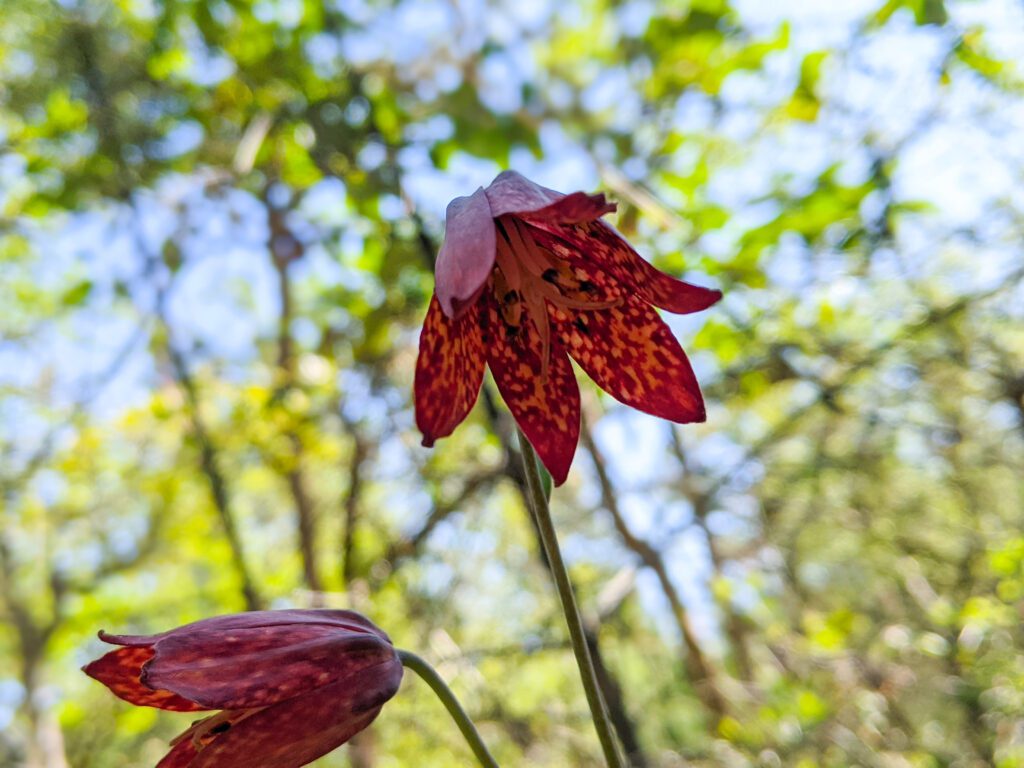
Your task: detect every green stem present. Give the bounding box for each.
[397,649,500,768]
[516,429,625,768]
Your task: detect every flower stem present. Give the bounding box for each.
[397,649,500,768]
[515,429,625,768]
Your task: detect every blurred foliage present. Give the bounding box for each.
[1,0,1023,767]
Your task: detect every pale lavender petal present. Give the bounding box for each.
[435,187,496,318]
[485,170,615,225]
[483,170,562,217]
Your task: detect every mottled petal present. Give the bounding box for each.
[144,626,397,710]
[99,610,391,648]
[519,192,617,225]
[157,739,199,768]
[186,660,402,768]
[555,296,706,423]
[83,645,205,712]
[436,187,496,318]
[529,221,722,315]
[485,297,580,485]
[415,294,486,446]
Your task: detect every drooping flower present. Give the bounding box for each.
[415,170,721,485]
[83,610,403,768]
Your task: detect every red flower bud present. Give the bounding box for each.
[83,610,403,768]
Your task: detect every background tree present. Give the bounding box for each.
[1,0,1022,766]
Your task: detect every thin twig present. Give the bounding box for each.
[398,650,501,768]
[581,417,729,724]
[267,197,323,596]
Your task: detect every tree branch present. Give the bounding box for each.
[341,421,371,588]
[267,199,324,596]
[581,416,729,725]
[139,212,262,612]
[668,428,754,681]
[380,468,504,577]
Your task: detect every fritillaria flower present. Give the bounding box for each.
[83,610,403,768]
[415,171,721,484]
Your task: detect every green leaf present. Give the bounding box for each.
[60,280,92,307]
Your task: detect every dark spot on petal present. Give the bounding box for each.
[504,290,518,303]
[578,280,595,293]
[542,269,559,283]
[209,722,232,735]
[574,317,590,335]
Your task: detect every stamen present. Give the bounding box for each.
[503,217,554,277]
[494,215,622,385]
[547,261,582,291]
[536,282,622,311]
[492,265,523,328]
[523,290,551,384]
[494,227,522,291]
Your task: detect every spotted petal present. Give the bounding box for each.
[83,645,205,712]
[530,221,722,315]
[98,610,390,647]
[556,296,706,423]
[485,299,580,485]
[436,187,496,318]
[171,661,401,768]
[157,740,199,768]
[415,294,486,447]
[143,624,398,711]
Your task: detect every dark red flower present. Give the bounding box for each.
[83,610,403,768]
[415,171,721,484]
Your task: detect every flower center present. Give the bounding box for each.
[493,217,620,382]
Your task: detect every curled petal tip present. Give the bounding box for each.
[443,291,484,320]
[687,401,708,424]
[438,301,454,319]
